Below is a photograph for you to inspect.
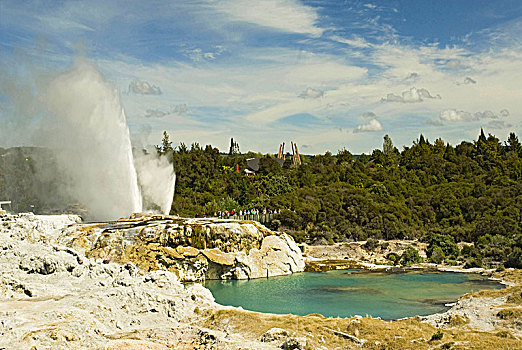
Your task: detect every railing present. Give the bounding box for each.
[215,213,275,224]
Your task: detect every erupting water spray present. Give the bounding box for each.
[44,61,174,219]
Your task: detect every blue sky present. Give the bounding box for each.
[1,0,521,154]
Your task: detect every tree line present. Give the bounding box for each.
[157,130,522,269]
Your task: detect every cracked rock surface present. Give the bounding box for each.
[0,213,280,349]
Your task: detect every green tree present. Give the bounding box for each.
[400,247,422,265]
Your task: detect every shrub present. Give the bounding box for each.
[386,253,399,264]
[429,246,445,264]
[400,247,422,265]
[427,233,459,259]
[364,237,379,251]
[464,257,482,268]
[497,308,521,320]
[277,209,302,230]
[430,330,443,341]
[505,247,522,268]
[460,244,472,256]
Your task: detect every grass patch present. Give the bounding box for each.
[202,307,522,350]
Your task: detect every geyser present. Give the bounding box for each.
[134,150,176,216]
[43,61,175,220]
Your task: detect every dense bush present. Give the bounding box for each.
[430,246,445,264]
[505,248,522,268]
[400,247,423,265]
[427,234,459,261]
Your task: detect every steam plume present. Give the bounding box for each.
[41,61,175,219]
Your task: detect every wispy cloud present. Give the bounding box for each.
[1,0,521,154]
[215,0,324,37]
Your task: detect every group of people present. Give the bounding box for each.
[215,208,281,218]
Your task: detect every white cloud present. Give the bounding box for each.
[285,62,368,86]
[185,47,225,62]
[364,4,377,9]
[362,112,376,118]
[440,109,473,122]
[244,98,321,123]
[381,87,441,103]
[299,87,324,99]
[143,104,187,118]
[128,80,162,95]
[215,0,323,37]
[354,118,384,133]
[439,109,509,123]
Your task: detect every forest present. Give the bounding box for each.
[1,129,521,268]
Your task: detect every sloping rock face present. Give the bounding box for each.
[58,216,305,282]
[0,213,280,349]
[303,240,427,264]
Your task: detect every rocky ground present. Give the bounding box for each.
[0,213,286,349]
[1,213,521,349]
[57,216,305,282]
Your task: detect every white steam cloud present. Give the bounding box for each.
[43,62,174,220]
[134,150,176,215]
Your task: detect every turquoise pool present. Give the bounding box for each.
[204,270,502,320]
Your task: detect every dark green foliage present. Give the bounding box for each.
[364,237,379,251]
[400,247,422,265]
[505,247,522,268]
[430,246,445,264]
[427,234,459,261]
[430,330,444,341]
[464,257,483,268]
[386,253,399,264]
